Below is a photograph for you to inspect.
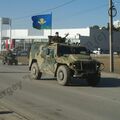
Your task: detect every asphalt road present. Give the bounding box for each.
[0,64,120,120]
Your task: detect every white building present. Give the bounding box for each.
[0,28,90,51]
[114,20,120,28]
[0,27,120,53]
[3,28,90,40]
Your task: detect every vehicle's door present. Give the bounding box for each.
[41,47,56,76]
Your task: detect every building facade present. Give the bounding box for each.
[0,27,120,53]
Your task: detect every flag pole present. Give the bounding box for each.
[50,12,52,36]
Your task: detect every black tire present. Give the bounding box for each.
[86,74,100,87]
[31,63,41,80]
[7,60,12,65]
[15,60,18,65]
[2,60,5,65]
[57,65,71,86]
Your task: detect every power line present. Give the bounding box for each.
[114,1,120,3]
[12,2,108,24]
[11,1,113,28]
[71,4,107,17]
[113,0,120,7]
[12,2,109,29]
[54,3,108,25]
[12,0,76,21]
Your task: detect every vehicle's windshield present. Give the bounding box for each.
[57,44,88,55]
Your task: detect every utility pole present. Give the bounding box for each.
[108,0,117,72]
[109,0,114,72]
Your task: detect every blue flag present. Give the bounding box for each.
[32,14,52,29]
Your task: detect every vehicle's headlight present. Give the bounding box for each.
[70,63,76,68]
[100,63,105,71]
[97,63,104,71]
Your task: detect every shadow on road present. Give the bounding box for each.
[69,77,120,87]
[23,74,120,87]
[69,79,89,87]
[98,77,120,87]
[0,111,14,115]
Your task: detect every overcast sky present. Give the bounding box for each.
[0,0,120,29]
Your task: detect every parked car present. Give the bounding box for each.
[13,50,28,56]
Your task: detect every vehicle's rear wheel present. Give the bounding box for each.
[7,60,12,65]
[86,74,100,87]
[57,65,71,86]
[31,63,41,80]
[15,60,18,65]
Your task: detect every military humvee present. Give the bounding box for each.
[29,35,104,86]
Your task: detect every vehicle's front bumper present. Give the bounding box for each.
[73,72,100,78]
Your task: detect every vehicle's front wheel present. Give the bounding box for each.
[57,65,71,86]
[2,59,5,65]
[31,63,41,80]
[86,74,100,87]
[7,60,13,65]
[15,60,18,65]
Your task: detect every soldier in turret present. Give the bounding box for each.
[48,32,69,44]
[52,32,61,43]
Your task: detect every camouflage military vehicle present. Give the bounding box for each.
[29,35,104,86]
[2,50,18,65]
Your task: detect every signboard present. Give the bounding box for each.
[2,18,11,25]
